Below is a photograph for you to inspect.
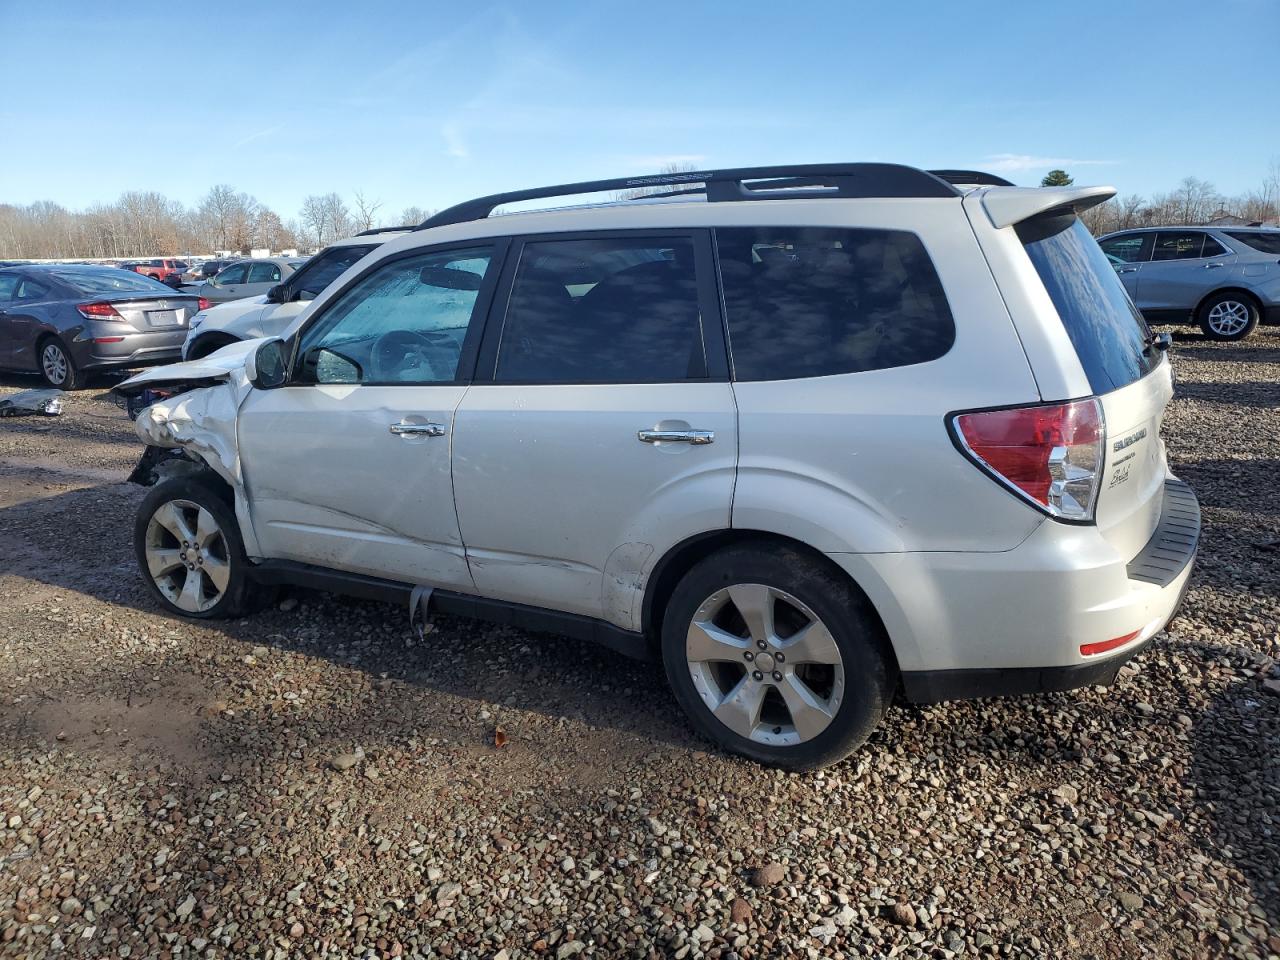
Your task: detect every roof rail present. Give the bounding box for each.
[354,225,414,237]
[418,163,961,229]
[928,169,1016,188]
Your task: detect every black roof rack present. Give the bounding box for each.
[418,163,961,229]
[354,225,415,237]
[928,169,1016,188]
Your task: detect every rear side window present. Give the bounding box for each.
[716,227,954,381]
[1225,231,1280,255]
[495,237,706,383]
[1019,216,1157,394]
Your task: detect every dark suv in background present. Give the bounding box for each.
[1098,226,1280,340]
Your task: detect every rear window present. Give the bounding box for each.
[51,268,172,296]
[1225,231,1280,255]
[716,227,954,381]
[1019,216,1157,394]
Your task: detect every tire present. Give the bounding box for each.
[187,334,240,360]
[134,476,268,619]
[660,542,896,769]
[1198,291,1259,341]
[37,337,80,390]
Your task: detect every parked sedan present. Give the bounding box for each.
[0,265,206,389]
[194,257,305,303]
[1097,226,1280,340]
[182,259,237,283]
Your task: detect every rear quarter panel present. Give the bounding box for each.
[730,201,1047,554]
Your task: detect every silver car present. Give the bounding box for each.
[193,257,305,304]
[1097,226,1280,340]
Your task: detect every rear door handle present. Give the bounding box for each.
[389,420,446,437]
[1117,267,1139,274]
[638,429,714,445]
[1204,262,1225,269]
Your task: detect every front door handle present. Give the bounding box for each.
[389,421,446,437]
[1117,267,1139,274]
[1204,262,1225,269]
[638,429,714,445]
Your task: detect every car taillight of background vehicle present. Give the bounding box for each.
[77,302,123,320]
[951,398,1104,522]
[198,297,211,310]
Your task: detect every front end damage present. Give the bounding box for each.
[112,339,264,555]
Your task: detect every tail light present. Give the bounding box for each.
[198,297,211,311]
[77,302,124,321]
[951,398,1104,522]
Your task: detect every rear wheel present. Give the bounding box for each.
[1198,292,1259,341]
[660,543,895,769]
[38,338,80,390]
[134,477,267,619]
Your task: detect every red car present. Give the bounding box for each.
[120,258,188,286]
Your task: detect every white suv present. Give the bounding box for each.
[116,164,1199,769]
[180,228,407,360]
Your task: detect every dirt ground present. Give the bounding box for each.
[0,329,1277,960]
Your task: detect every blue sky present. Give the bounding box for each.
[2,0,1277,220]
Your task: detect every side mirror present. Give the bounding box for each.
[265,284,285,304]
[247,338,289,390]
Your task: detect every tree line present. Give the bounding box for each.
[3,163,1278,260]
[0,186,434,260]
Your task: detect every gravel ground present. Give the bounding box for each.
[0,329,1276,960]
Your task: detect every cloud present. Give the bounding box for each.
[982,153,1116,172]
[230,126,280,150]
[441,123,469,159]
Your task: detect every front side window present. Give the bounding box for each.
[1098,233,1151,263]
[246,262,281,283]
[296,246,494,385]
[716,227,954,381]
[1019,216,1157,394]
[1225,230,1280,255]
[495,237,705,384]
[1152,231,1207,261]
[290,244,376,299]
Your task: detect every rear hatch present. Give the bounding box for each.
[1017,214,1171,558]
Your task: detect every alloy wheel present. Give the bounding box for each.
[685,583,845,747]
[1207,300,1250,337]
[42,343,68,386]
[144,499,231,613]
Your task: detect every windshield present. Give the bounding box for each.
[1019,216,1159,394]
[52,268,174,296]
[1225,231,1280,255]
[291,244,377,298]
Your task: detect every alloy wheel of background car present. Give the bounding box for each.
[39,340,77,390]
[1199,294,1259,341]
[144,498,231,614]
[685,584,845,746]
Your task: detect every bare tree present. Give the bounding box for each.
[299,193,352,247]
[352,191,383,232]
[400,206,432,226]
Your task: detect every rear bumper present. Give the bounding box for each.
[830,479,1200,703]
[75,331,186,369]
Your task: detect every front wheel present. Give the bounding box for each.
[1198,293,1259,341]
[660,543,896,769]
[134,477,267,619]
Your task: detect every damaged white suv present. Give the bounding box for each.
[116,164,1199,769]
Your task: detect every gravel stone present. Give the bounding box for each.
[0,332,1276,959]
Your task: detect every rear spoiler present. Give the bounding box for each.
[980,185,1116,229]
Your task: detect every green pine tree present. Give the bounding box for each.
[1041,169,1074,187]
